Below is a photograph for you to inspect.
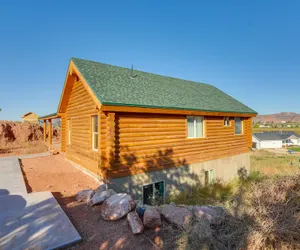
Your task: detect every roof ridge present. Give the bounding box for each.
[71,57,213,87]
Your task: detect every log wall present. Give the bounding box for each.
[63,80,101,175]
[106,113,252,178]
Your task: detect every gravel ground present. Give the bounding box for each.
[21,155,157,250]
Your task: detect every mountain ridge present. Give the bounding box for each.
[253,112,300,123]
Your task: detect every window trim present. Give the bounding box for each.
[142,180,165,205]
[92,115,98,151]
[187,116,205,138]
[205,169,215,185]
[224,117,230,127]
[67,119,71,145]
[234,117,243,135]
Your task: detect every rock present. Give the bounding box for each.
[101,193,136,220]
[52,149,59,155]
[161,204,192,229]
[193,206,225,224]
[186,205,194,212]
[143,207,161,228]
[88,189,116,206]
[96,184,107,193]
[127,211,144,234]
[135,200,148,217]
[76,189,94,202]
[135,200,144,209]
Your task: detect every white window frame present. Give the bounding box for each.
[142,180,165,205]
[187,116,204,138]
[92,115,98,151]
[67,119,71,145]
[224,117,230,127]
[205,169,215,185]
[234,117,243,135]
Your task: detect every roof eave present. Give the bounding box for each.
[39,112,59,120]
[101,103,257,117]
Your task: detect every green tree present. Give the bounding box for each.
[253,123,259,128]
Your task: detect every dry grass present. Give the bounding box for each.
[168,175,300,250]
[251,150,300,176]
[246,175,300,250]
[167,151,300,249]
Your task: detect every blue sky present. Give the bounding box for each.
[0,1,299,120]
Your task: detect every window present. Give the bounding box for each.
[205,169,215,185]
[92,115,98,151]
[68,119,71,144]
[224,117,230,127]
[187,116,204,138]
[143,181,165,205]
[235,117,243,135]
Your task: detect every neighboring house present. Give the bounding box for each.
[21,112,39,123]
[252,131,300,149]
[252,133,283,149]
[39,58,257,204]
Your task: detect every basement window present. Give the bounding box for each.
[187,116,204,138]
[143,181,165,205]
[205,169,215,185]
[92,115,98,151]
[235,117,243,135]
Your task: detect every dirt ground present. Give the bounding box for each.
[21,155,159,250]
[0,121,60,157]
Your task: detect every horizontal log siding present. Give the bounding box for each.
[108,113,252,178]
[64,80,101,175]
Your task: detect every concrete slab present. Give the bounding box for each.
[18,152,51,159]
[0,157,27,195]
[0,152,51,160]
[0,191,81,250]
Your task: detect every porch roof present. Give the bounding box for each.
[39,112,59,120]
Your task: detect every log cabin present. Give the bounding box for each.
[40,58,257,204]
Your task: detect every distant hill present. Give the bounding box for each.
[253,112,300,123]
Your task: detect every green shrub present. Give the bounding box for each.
[169,181,235,206]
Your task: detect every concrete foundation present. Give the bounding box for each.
[108,152,250,201]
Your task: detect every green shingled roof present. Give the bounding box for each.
[72,58,257,114]
[39,112,57,119]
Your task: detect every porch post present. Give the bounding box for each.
[48,119,52,145]
[43,120,47,142]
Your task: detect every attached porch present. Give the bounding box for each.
[39,112,61,151]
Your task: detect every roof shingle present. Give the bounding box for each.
[72,58,257,114]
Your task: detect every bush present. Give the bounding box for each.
[246,175,300,249]
[169,174,300,249]
[168,180,234,206]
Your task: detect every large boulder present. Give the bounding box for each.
[101,193,136,220]
[160,204,192,229]
[88,189,116,206]
[127,211,144,234]
[76,189,94,203]
[193,206,225,224]
[143,207,161,229]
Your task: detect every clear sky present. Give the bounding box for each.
[0,1,299,121]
